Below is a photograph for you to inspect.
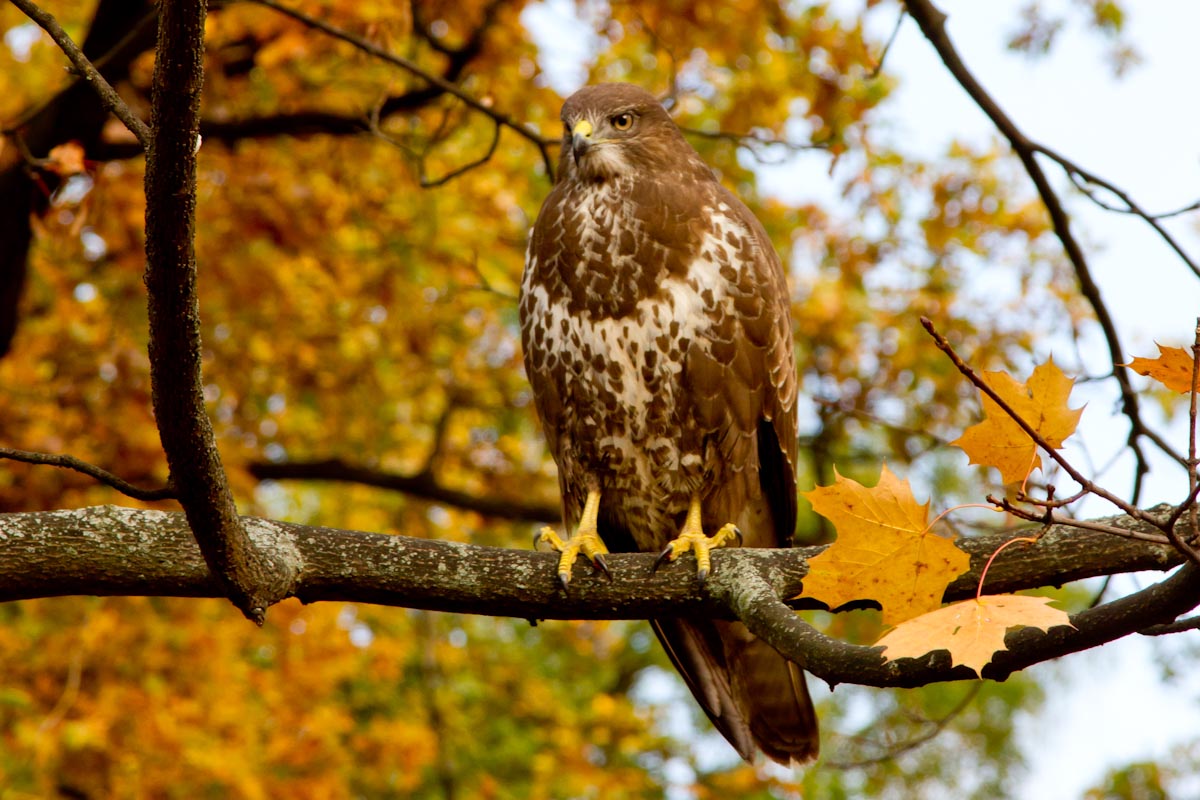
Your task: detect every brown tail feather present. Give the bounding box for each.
[651,618,819,764]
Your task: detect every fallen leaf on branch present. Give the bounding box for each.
[951,358,1083,484]
[1124,343,1197,394]
[797,465,970,625]
[877,594,1074,675]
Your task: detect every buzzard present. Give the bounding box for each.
[519,83,818,764]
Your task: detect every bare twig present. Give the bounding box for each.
[826,683,982,768]
[866,6,907,80]
[0,447,173,501]
[1190,317,1200,541]
[1140,616,1200,637]
[2,5,158,137]
[922,317,1148,520]
[246,0,555,176]
[1036,143,1200,279]
[7,0,150,147]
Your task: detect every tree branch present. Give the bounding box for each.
[8,0,150,147]
[0,506,1190,690]
[246,457,560,523]
[245,0,555,175]
[0,447,173,502]
[903,0,1168,498]
[143,0,292,622]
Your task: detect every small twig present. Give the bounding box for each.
[8,0,150,148]
[1189,318,1200,542]
[1039,143,1200,280]
[825,682,981,769]
[866,6,907,80]
[989,496,1169,545]
[420,122,502,188]
[1139,616,1200,637]
[0,446,174,501]
[2,6,159,137]
[246,0,554,176]
[922,317,1146,521]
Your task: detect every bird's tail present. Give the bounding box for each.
[651,618,819,764]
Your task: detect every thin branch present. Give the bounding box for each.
[2,5,159,136]
[1035,143,1200,279]
[0,447,173,501]
[826,683,981,768]
[866,6,907,80]
[246,457,560,523]
[922,317,1153,524]
[903,0,1163,499]
[8,0,150,147]
[245,0,555,176]
[1140,615,1200,637]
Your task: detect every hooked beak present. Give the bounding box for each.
[571,119,593,162]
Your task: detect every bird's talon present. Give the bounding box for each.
[697,567,710,585]
[653,543,675,572]
[558,571,572,591]
[593,553,611,580]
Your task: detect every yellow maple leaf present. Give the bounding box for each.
[798,465,971,625]
[951,358,1084,484]
[876,594,1074,675]
[1124,343,1197,394]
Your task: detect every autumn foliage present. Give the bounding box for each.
[2,0,1199,797]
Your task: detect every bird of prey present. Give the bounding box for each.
[519,83,818,764]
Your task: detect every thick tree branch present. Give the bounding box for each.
[247,457,559,523]
[143,0,292,622]
[903,0,1173,497]
[0,506,1187,674]
[0,505,1183,610]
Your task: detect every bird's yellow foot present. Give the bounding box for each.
[533,488,609,589]
[654,496,742,583]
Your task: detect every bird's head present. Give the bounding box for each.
[556,83,687,183]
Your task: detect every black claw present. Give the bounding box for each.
[697,567,710,585]
[732,526,744,546]
[593,553,612,580]
[557,571,571,591]
[653,544,674,572]
[532,530,544,549]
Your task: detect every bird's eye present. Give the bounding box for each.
[611,113,634,131]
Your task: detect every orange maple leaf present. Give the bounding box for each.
[951,358,1083,484]
[797,465,971,625]
[1124,343,1197,394]
[876,594,1074,675]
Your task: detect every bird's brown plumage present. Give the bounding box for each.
[519,83,818,764]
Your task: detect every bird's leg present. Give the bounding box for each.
[534,488,610,589]
[654,494,742,583]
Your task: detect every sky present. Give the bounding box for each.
[523,1,1200,797]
